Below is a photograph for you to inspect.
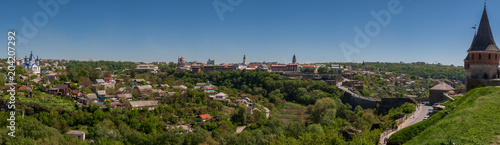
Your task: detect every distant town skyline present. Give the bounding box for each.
[2,0,499,66]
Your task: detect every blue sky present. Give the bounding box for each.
[1,0,499,66]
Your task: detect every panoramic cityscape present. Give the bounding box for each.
[1,1,500,145]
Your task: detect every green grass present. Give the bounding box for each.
[2,93,76,112]
[388,87,500,145]
[274,102,309,122]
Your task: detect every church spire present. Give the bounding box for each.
[243,55,246,65]
[469,5,498,51]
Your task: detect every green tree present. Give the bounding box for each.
[231,105,247,126]
[59,74,69,82]
[308,98,336,123]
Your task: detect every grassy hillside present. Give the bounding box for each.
[388,86,500,145]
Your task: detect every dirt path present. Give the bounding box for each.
[235,126,246,134]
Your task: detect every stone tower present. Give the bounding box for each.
[243,55,246,65]
[292,54,296,64]
[464,5,500,92]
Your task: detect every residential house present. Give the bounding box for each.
[20,75,28,81]
[257,64,270,72]
[96,90,107,101]
[102,83,115,89]
[71,90,83,98]
[129,101,158,110]
[209,92,228,101]
[117,94,133,100]
[134,85,153,97]
[196,114,212,122]
[84,93,98,105]
[233,63,246,70]
[171,85,187,90]
[152,89,166,99]
[18,85,27,91]
[104,95,116,101]
[50,84,72,96]
[104,77,113,83]
[32,78,42,84]
[135,64,158,72]
[133,79,147,85]
[234,97,253,107]
[157,84,170,89]
[95,79,105,84]
[200,86,215,94]
[117,87,128,93]
[66,130,85,140]
[115,79,124,84]
[196,82,211,88]
[166,92,176,97]
[46,73,57,83]
[109,102,124,108]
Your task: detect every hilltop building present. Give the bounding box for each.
[23,51,41,75]
[429,82,455,105]
[135,64,158,72]
[464,5,500,92]
[269,55,298,72]
[177,57,188,70]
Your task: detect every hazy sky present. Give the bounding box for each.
[1,0,499,66]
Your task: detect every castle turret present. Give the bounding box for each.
[465,5,500,91]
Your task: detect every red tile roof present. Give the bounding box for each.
[18,86,26,90]
[198,114,212,120]
[270,64,286,68]
[302,65,316,68]
[201,86,213,90]
[203,65,233,68]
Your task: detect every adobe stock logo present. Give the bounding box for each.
[340,0,405,62]
[17,0,70,45]
[213,0,243,21]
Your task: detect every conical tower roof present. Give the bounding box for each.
[468,6,499,51]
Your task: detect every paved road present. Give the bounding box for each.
[379,103,432,144]
[410,103,433,126]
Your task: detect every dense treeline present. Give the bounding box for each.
[363,63,465,82]
[164,69,345,105]
[63,60,137,71]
